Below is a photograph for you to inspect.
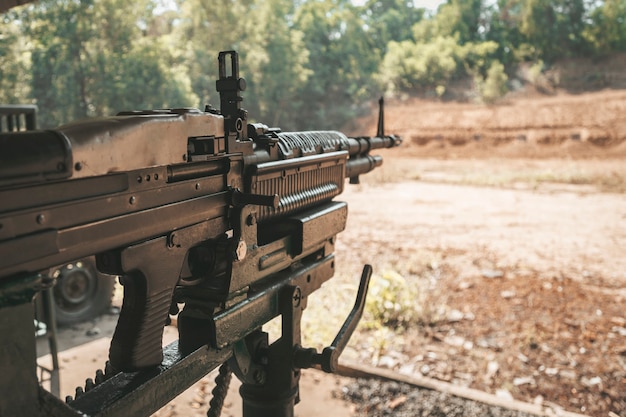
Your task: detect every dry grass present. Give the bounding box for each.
[365,157,626,193]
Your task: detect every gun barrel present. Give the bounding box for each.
[346,155,382,179]
[345,135,402,156]
[344,135,401,184]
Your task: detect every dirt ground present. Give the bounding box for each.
[38,88,626,417]
[325,88,626,417]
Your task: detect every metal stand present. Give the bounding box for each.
[234,265,373,417]
[38,288,61,396]
[0,301,46,416]
[0,259,371,417]
[238,286,303,417]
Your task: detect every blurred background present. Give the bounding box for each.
[2,0,625,130]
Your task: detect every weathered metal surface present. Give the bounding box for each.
[68,341,232,417]
[61,109,225,179]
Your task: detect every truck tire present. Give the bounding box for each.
[51,257,116,326]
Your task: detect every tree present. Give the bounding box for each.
[379,37,462,94]
[361,0,425,53]
[483,0,525,65]
[19,0,197,128]
[241,0,310,128]
[0,11,30,103]
[21,0,99,127]
[584,0,626,54]
[412,0,484,44]
[174,0,253,109]
[518,0,588,60]
[293,0,379,130]
[475,60,508,103]
[378,34,499,97]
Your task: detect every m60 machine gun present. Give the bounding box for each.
[0,51,401,417]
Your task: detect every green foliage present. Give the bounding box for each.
[362,0,425,52]
[241,0,311,128]
[2,0,626,129]
[0,12,30,103]
[174,0,254,108]
[483,0,525,65]
[463,40,500,75]
[292,0,380,130]
[379,37,461,94]
[16,0,197,128]
[475,60,509,103]
[379,36,500,97]
[436,0,484,44]
[518,0,589,60]
[584,0,626,54]
[364,271,418,329]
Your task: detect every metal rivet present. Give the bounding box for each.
[74,162,82,171]
[36,214,46,224]
[129,196,136,204]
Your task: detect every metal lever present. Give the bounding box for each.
[230,188,279,209]
[294,264,373,373]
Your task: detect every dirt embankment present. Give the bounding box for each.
[351,89,626,160]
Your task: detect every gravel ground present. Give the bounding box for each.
[341,378,535,417]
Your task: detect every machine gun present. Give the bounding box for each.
[0,51,401,417]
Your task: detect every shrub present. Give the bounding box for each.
[364,270,418,329]
[476,60,508,103]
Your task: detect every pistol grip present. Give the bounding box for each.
[109,272,176,371]
[104,237,184,372]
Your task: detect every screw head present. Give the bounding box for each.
[292,287,302,308]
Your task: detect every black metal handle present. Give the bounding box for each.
[294,264,372,373]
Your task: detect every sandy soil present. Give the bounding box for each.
[330,176,625,417]
[327,88,626,416]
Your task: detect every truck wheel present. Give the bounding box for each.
[52,258,116,326]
